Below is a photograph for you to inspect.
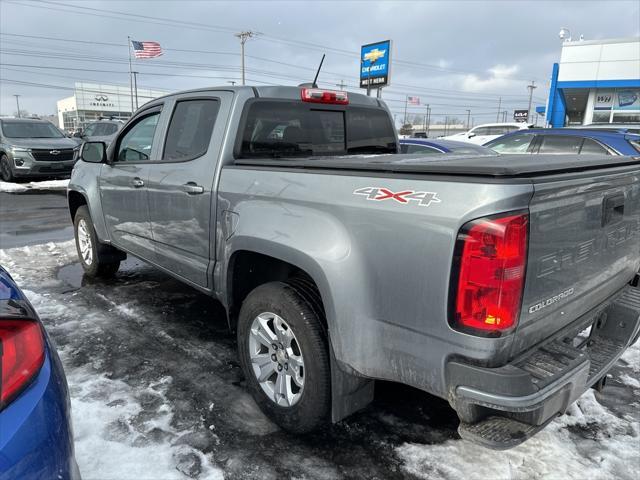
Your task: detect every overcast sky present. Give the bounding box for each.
[1,0,639,125]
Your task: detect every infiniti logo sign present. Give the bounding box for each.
[95,94,109,101]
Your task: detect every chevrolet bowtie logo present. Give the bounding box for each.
[363,48,386,63]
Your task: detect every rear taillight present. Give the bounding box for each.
[451,213,528,336]
[0,320,45,407]
[301,88,348,105]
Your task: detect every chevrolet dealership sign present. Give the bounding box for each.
[360,40,392,89]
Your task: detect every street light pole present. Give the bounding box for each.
[13,94,21,117]
[466,109,471,129]
[235,31,256,86]
[527,81,537,124]
[496,97,502,122]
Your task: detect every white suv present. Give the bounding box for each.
[441,122,531,145]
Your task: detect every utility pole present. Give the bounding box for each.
[235,31,256,86]
[466,109,471,129]
[13,94,21,117]
[336,80,346,90]
[426,104,431,138]
[403,95,409,125]
[132,72,139,110]
[527,81,537,124]
[496,97,502,122]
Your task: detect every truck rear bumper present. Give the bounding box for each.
[447,282,640,449]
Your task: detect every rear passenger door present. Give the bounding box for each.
[147,91,233,288]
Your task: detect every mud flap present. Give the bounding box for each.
[329,340,374,423]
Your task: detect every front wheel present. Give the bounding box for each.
[0,154,15,182]
[74,205,121,277]
[237,281,330,433]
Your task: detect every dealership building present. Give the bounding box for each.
[545,36,640,127]
[57,82,170,131]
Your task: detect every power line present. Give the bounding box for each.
[6,0,546,83]
[0,32,546,102]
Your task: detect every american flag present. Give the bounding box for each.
[407,96,420,105]
[131,40,163,59]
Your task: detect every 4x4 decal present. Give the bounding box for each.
[353,187,441,207]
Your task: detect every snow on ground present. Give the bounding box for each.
[1,240,639,480]
[0,179,69,192]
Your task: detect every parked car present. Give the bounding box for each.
[440,122,531,145]
[0,266,79,479]
[484,128,640,155]
[74,120,124,145]
[0,118,80,182]
[69,86,640,449]
[400,138,495,155]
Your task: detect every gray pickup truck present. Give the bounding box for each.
[67,86,640,449]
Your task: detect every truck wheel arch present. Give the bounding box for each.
[225,249,331,334]
[68,190,88,222]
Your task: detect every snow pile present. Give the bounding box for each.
[397,341,640,480]
[0,179,69,193]
[1,241,224,480]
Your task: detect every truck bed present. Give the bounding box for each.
[234,153,640,178]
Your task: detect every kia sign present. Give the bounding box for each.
[514,109,529,122]
[360,40,392,89]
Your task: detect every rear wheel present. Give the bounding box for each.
[74,206,121,277]
[237,281,330,433]
[0,154,15,182]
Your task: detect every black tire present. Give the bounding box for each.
[237,281,330,433]
[73,205,121,278]
[0,154,15,182]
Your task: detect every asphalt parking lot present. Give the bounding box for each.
[1,185,639,480]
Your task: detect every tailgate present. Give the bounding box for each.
[513,165,640,355]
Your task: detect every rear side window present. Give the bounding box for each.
[538,135,583,154]
[486,133,533,153]
[237,101,396,158]
[580,138,610,155]
[400,144,440,154]
[93,123,119,136]
[164,99,220,161]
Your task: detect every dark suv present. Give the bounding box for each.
[74,119,123,145]
[0,118,80,181]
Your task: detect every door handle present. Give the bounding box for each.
[131,177,144,188]
[182,182,205,195]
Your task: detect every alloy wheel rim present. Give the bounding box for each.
[249,312,305,407]
[77,219,93,266]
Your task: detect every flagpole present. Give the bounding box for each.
[127,36,134,114]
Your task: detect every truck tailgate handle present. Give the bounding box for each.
[182,182,205,195]
[602,193,625,227]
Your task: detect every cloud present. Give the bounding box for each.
[460,64,521,92]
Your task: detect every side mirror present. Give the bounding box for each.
[73,129,83,138]
[467,132,476,138]
[80,141,107,163]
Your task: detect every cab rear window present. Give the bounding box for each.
[237,101,396,158]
